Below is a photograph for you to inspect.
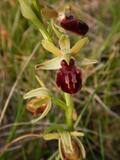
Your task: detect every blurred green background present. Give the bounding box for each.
[0,0,120,159]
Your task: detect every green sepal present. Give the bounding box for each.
[23,87,50,99]
[71,37,89,56]
[35,56,64,70]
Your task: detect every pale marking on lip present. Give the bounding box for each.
[65,74,71,89]
[71,73,77,89]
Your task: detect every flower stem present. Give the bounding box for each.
[64,93,74,130]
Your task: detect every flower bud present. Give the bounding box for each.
[56,59,82,94]
[59,136,85,160]
[24,87,52,122]
[60,15,89,36]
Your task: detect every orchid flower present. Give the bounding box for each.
[36,35,97,94]
[43,131,85,160]
[23,77,52,123]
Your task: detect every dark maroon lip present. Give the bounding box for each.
[56,59,82,94]
[60,15,89,36]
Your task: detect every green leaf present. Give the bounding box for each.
[19,0,35,20]
[18,0,51,40]
[31,0,42,21]
[32,0,41,12]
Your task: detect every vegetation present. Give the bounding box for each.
[0,0,120,159]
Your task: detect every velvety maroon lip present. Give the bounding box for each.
[60,15,89,35]
[56,59,82,94]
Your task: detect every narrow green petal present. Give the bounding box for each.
[35,56,64,70]
[42,40,62,56]
[23,87,50,99]
[81,58,98,66]
[71,37,89,56]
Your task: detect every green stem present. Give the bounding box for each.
[64,93,74,130]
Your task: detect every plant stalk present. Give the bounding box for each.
[64,93,74,130]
